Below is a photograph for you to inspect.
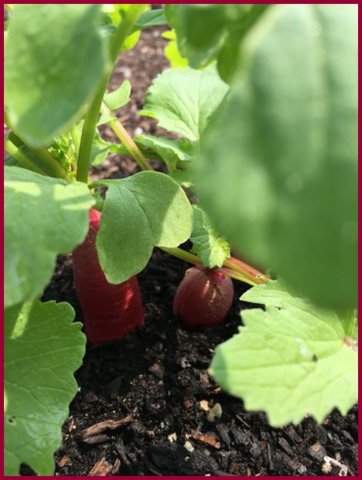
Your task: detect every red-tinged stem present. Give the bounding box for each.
[159,246,263,287]
[72,209,144,345]
[224,257,268,284]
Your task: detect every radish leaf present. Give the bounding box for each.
[4,299,85,475]
[210,280,358,427]
[135,135,194,173]
[140,64,228,143]
[91,171,193,283]
[4,167,95,308]
[103,80,131,112]
[196,4,358,310]
[5,4,108,146]
[190,205,230,268]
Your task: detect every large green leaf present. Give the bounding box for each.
[4,166,95,308]
[4,4,108,146]
[165,4,269,78]
[140,64,229,143]
[210,280,358,427]
[4,299,86,476]
[195,5,358,310]
[165,4,229,69]
[91,171,193,283]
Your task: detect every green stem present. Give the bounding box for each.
[224,257,267,285]
[160,246,203,266]
[70,125,80,157]
[30,146,71,180]
[102,103,153,171]
[76,76,109,183]
[4,137,47,176]
[4,113,70,180]
[159,246,260,287]
[77,4,146,183]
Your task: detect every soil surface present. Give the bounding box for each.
[22,25,358,477]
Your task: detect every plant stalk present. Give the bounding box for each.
[101,103,154,171]
[159,246,263,287]
[4,137,47,176]
[77,4,146,183]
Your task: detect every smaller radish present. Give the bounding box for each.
[72,209,144,345]
[173,266,234,327]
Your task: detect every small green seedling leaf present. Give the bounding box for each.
[103,80,131,111]
[162,30,188,68]
[5,4,108,146]
[135,135,194,173]
[4,299,86,475]
[4,166,95,308]
[210,280,358,427]
[190,205,230,268]
[91,171,193,283]
[135,8,167,30]
[141,64,229,143]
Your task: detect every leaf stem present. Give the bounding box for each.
[76,4,146,183]
[30,146,71,180]
[4,137,47,176]
[101,102,154,171]
[4,113,71,180]
[159,246,261,287]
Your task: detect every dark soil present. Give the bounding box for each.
[23,25,358,477]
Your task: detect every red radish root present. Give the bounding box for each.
[173,266,234,327]
[72,209,144,345]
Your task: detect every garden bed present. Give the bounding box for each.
[18,24,357,477]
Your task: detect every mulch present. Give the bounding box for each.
[20,25,358,477]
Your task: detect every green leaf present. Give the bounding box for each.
[165,4,228,69]
[162,30,189,69]
[135,135,194,172]
[210,280,358,427]
[4,166,95,308]
[121,30,140,51]
[91,171,193,283]
[103,80,131,111]
[135,8,167,29]
[190,205,230,268]
[89,132,113,167]
[217,5,270,83]
[164,4,268,74]
[5,4,108,146]
[4,299,85,476]
[140,64,229,143]
[195,5,358,310]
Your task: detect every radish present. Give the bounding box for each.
[72,209,144,345]
[173,266,234,327]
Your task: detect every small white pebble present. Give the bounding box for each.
[207,403,222,422]
[184,441,194,452]
[322,456,348,476]
[168,432,177,443]
[134,127,143,136]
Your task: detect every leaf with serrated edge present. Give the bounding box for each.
[91,171,193,283]
[210,281,358,426]
[4,299,85,475]
[190,205,230,268]
[135,135,194,173]
[5,4,108,146]
[140,64,228,142]
[4,166,95,308]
